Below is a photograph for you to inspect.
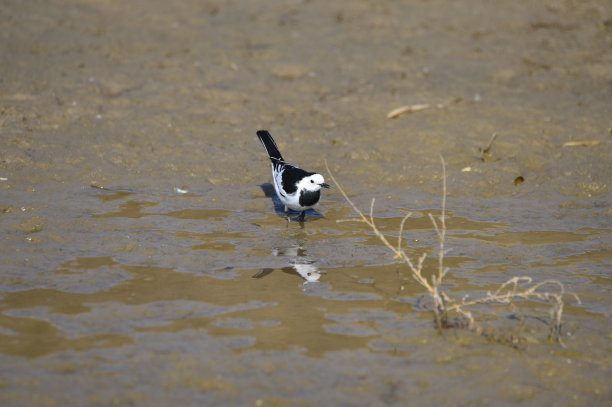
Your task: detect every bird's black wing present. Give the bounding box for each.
[280,165,312,194]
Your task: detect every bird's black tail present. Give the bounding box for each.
[257,130,284,165]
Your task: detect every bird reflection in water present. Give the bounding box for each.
[252,246,322,282]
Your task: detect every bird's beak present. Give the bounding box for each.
[321,183,331,189]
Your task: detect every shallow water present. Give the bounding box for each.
[1,0,611,405]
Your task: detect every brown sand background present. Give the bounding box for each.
[1,0,610,405]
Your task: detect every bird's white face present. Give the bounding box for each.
[300,173,329,192]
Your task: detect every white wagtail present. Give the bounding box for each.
[257,130,330,222]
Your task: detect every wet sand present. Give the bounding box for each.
[1,0,611,405]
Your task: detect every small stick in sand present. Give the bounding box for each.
[386,104,430,119]
[562,141,600,147]
[479,132,498,155]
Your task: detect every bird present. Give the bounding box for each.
[256,130,330,222]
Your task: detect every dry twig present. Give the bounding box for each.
[386,104,430,118]
[325,158,580,343]
[562,140,600,147]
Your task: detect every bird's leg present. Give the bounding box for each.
[297,211,306,222]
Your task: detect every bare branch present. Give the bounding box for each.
[325,158,579,344]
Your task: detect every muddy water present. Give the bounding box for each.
[1,0,611,405]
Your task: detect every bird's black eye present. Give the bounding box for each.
[310,180,314,183]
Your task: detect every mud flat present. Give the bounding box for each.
[1,1,610,405]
